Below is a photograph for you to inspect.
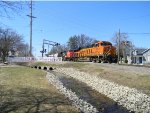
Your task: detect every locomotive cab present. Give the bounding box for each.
[91,41,117,63]
[100,41,117,62]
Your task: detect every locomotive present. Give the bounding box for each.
[64,41,117,63]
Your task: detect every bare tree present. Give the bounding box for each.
[48,34,97,57]
[48,44,68,56]
[112,32,134,62]
[0,1,24,18]
[17,43,30,57]
[78,34,97,48]
[68,35,79,50]
[0,28,29,62]
[68,34,97,50]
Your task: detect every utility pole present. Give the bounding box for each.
[27,0,36,57]
[48,44,49,54]
[42,39,44,57]
[118,29,120,64]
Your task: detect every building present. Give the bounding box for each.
[127,49,150,64]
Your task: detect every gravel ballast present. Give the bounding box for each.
[46,72,98,113]
[55,68,150,113]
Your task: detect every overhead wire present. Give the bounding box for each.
[127,33,150,35]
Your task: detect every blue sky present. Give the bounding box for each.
[0,1,150,57]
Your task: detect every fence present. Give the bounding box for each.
[7,57,62,63]
[36,57,62,62]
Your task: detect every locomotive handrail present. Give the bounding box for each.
[104,45,112,56]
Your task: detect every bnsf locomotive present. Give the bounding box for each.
[64,41,117,63]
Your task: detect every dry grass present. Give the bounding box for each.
[0,66,79,113]
[30,62,88,71]
[30,62,150,96]
[77,63,150,95]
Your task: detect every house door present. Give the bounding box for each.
[139,57,142,64]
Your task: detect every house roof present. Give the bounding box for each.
[127,48,150,56]
[142,48,150,54]
[136,49,147,55]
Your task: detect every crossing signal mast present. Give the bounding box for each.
[40,39,60,57]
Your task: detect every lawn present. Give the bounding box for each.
[0,66,79,113]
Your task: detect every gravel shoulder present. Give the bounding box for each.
[46,71,98,113]
[84,63,150,95]
[54,67,150,113]
[54,71,130,113]
[40,61,150,96]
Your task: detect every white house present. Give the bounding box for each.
[127,49,150,64]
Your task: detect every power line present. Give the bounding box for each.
[121,14,150,21]
[121,32,150,35]
[127,33,150,35]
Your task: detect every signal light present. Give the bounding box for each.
[55,43,60,46]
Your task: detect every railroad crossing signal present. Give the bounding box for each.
[55,43,60,46]
[41,39,60,57]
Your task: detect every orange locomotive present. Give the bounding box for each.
[64,41,117,63]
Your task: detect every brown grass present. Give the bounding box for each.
[0,66,79,113]
[79,63,150,95]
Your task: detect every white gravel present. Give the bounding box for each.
[46,72,98,113]
[55,67,150,113]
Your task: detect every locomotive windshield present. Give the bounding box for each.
[101,42,112,46]
[93,43,99,47]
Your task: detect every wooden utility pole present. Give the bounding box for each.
[118,29,120,64]
[27,0,36,57]
[42,39,44,57]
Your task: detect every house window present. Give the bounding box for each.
[133,50,138,55]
